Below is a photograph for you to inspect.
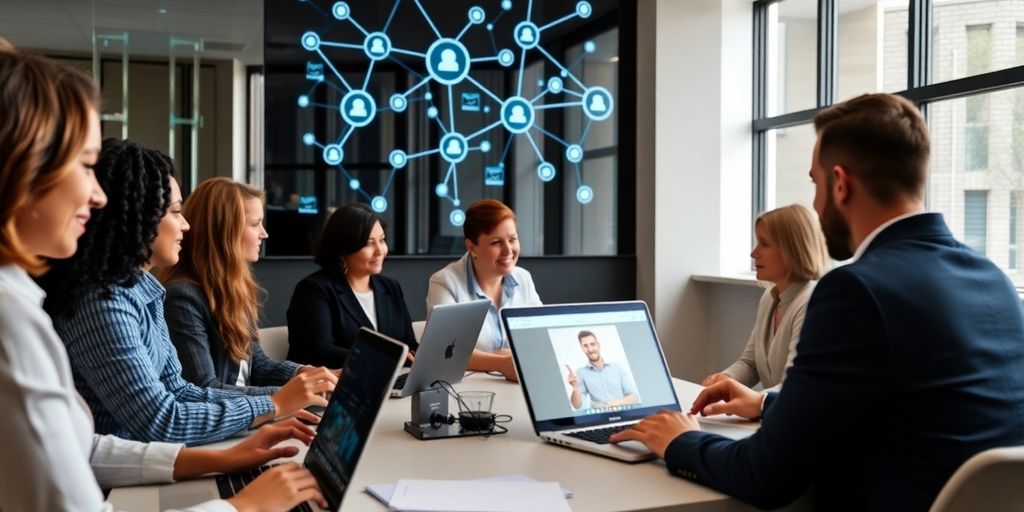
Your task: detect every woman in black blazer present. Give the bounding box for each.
[287,203,418,367]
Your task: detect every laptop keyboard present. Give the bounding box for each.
[565,424,631,445]
[392,372,408,390]
[215,464,313,512]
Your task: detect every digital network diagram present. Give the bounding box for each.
[297,0,615,226]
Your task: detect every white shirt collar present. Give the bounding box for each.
[0,264,46,306]
[849,210,928,263]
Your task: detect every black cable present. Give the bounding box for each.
[427,379,514,437]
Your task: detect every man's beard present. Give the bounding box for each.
[820,187,854,260]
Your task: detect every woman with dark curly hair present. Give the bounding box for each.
[41,139,333,446]
[0,47,325,511]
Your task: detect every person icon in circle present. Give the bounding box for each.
[349,98,368,119]
[370,38,385,55]
[520,27,535,43]
[445,138,463,156]
[438,48,460,73]
[509,105,528,125]
[589,93,607,113]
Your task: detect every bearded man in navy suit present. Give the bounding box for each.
[612,93,1024,511]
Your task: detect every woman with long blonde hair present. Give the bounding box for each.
[161,177,336,396]
[703,204,830,390]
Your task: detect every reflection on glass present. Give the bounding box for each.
[837,1,909,101]
[928,88,1024,285]
[932,0,1024,83]
[767,0,819,115]
[767,123,817,211]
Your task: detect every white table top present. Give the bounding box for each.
[110,376,797,512]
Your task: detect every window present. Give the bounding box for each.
[964,191,988,254]
[754,0,1024,286]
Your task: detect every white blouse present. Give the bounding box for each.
[0,265,233,512]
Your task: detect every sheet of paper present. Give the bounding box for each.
[388,479,570,512]
[365,474,572,504]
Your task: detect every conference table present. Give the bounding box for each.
[109,375,807,512]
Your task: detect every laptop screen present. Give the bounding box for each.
[502,302,680,432]
[304,329,405,509]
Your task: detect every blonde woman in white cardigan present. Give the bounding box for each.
[704,204,830,391]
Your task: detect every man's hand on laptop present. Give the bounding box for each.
[690,377,764,420]
[220,418,316,474]
[272,367,338,418]
[228,462,328,512]
[609,410,701,458]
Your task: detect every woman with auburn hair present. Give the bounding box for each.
[161,177,336,395]
[40,139,335,447]
[703,203,830,390]
[0,47,325,511]
[287,202,418,368]
[426,199,542,382]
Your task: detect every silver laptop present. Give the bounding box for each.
[159,328,408,511]
[391,299,490,398]
[501,301,683,462]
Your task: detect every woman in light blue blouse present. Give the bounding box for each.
[426,199,542,382]
[40,139,335,446]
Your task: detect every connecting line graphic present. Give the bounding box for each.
[295,0,610,220]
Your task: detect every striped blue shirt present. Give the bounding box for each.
[53,272,275,445]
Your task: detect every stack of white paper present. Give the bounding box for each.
[385,479,571,512]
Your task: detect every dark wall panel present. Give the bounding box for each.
[253,255,636,327]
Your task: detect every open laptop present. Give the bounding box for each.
[501,301,683,463]
[390,299,490,398]
[159,328,408,511]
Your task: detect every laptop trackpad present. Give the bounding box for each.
[614,439,651,454]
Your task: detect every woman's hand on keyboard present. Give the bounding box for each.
[228,462,327,512]
[272,367,338,417]
[220,418,316,474]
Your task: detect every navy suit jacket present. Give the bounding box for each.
[666,213,1024,511]
[286,269,418,368]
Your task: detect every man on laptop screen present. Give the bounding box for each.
[567,329,640,410]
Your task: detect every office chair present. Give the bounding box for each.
[929,445,1024,512]
[257,326,290,361]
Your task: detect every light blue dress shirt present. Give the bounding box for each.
[426,252,542,352]
[576,361,639,408]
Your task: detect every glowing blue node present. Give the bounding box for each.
[426,39,471,85]
[370,196,388,213]
[486,23,494,31]
[468,6,485,24]
[302,133,315,146]
[480,140,492,152]
[435,183,449,197]
[537,162,556,182]
[547,77,564,93]
[322,144,343,165]
[501,0,512,11]
[560,70,568,77]
[537,79,544,87]
[497,49,515,67]
[501,96,534,134]
[348,178,360,190]
[340,90,376,128]
[483,105,491,113]
[584,40,596,53]
[439,132,469,164]
[453,199,461,206]
[582,86,614,121]
[566,144,583,163]
[297,95,310,107]
[389,149,407,168]
[331,1,350,20]
[425,92,433,100]
[363,32,391,61]
[577,1,593,18]
[450,209,466,226]
[300,31,320,51]
[576,185,594,204]
[427,106,439,118]
[514,21,540,50]
[389,94,407,112]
